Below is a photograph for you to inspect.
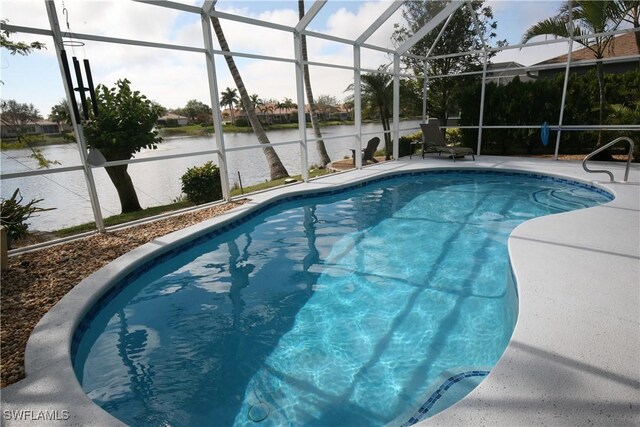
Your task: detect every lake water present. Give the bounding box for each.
[1,121,421,231]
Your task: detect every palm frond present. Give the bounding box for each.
[521,17,570,44]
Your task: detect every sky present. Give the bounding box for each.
[0,0,571,119]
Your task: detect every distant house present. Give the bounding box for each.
[0,119,68,138]
[227,102,352,125]
[157,113,189,127]
[486,61,536,85]
[535,31,639,78]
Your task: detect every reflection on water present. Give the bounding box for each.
[74,173,610,426]
[1,122,421,231]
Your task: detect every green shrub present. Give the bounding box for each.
[459,68,640,155]
[180,161,223,205]
[445,128,463,146]
[234,117,249,127]
[0,189,54,246]
[399,131,422,157]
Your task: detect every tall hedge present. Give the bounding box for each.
[458,68,639,155]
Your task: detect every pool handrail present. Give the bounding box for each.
[582,136,635,182]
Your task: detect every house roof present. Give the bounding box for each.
[159,113,188,120]
[537,31,639,65]
[0,119,58,126]
[488,61,526,70]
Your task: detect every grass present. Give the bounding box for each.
[230,167,333,196]
[55,200,195,237]
[49,168,333,238]
[1,134,75,150]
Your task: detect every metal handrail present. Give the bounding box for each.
[582,137,635,182]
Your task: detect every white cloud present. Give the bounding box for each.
[1,0,575,116]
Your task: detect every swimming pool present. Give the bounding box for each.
[72,171,612,426]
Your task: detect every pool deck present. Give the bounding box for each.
[1,155,639,426]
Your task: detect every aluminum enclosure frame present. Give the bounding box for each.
[1,0,639,235]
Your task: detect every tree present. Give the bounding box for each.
[315,94,339,121]
[281,97,295,114]
[48,99,70,125]
[343,100,354,120]
[392,1,505,125]
[1,99,42,144]
[298,0,331,166]
[182,99,211,123]
[263,99,276,124]
[522,1,622,148]
[614,1,640,53]
[0,99,58,168]
[0,19,45,56]
[220,87,239,125]
[346,68,393,160]
[150,100,168,117]
[210,13,289,180]
[82,79,163,213]
[250,94,265,114]
[1,19,46,85]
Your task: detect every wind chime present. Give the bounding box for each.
[59,2,105,166]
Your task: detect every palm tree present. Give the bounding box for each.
[522,1,622,148]
[614,1,640,53]
[299,0,331,166]
[343,100,354,120]
[264,101,275,124]
[281,97,298,122]
[275,100,287,123]
[249,94,265,122]
[346,67,393,160]
[249,94,263,111]
[220,87,238,125]
[210,15,289,180]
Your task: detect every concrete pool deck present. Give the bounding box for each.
[1,156,638,426]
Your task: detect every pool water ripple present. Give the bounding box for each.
[73,171,611,427]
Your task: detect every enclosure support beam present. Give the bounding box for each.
[422,60,428,123]
[421,10,454,124]
[201,11,231,201]
[420,10,454,125]
[468,1,489,156]
[392,53,400,160]
[555,8,574,160]
[477,52,488,156]
[353,45,363,169]
[397,1,463,56]
[296,1,326,33]
[45,0,105,232]
[294,31,309,182]
[356,0,403,45]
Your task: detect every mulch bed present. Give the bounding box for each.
[0,200,246,388]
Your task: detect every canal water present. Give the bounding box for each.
[1,121,420,231]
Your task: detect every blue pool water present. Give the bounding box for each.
[73,171,612,426]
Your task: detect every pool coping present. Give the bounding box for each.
[1,156,638,426]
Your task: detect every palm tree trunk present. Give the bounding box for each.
[299,0,331,167]
[210,16,289,180]
[379,106,391,160]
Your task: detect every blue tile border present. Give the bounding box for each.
[70,169,613,363]
[401,370,490,426]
